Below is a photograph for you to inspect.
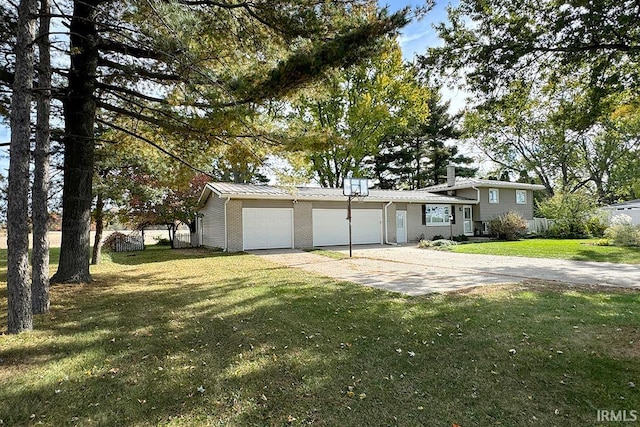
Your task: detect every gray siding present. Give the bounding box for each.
[477,188,534,221]
[406,203,465,241]
[386,203,397,244]
[200,193,226,249]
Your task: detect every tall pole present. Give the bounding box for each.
[348,196,353,257]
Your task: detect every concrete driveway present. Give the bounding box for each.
[253,245,640,295]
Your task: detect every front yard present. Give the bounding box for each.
[1,246,639,426]
[452,238,640,264]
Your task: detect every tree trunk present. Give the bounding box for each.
[91,193,104,265]
[32,0,52,314]
[7,0,37,333]
[51,0,99,284]
[168,224,175,249]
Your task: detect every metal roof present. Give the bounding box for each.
[423,178,546,192]
[200,182,477,205]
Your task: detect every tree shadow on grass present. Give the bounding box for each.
[1,254,640,426]
[571,247,640,264]
[103,245,245,266]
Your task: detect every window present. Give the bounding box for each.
[516,190,527,204]
[488,188,499,204]
[424,205,450,225]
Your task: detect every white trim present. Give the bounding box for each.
[425,204,451,226]
[463,205,473,236]
[383,201,393,244]
[488,188,499,204]
[516,189,527,204]
[396,210,408,243]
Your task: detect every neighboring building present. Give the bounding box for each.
[422,165,546,236]
[197,168,546,252]
[602,199,640,225]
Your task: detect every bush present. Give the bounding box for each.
[452,234,470,242]
[432,234,445,240]
[154,237,172,246]
[604,215,640,247]
[489,211,528,240]
[585,214,609,238]
[418,239,458,248]
[536,191,597,238]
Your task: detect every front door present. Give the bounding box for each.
[396,210,407,243]
[463,206,473,236]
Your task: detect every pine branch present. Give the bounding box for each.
[98,39,172,61]
[95,117,216,179]
[98,58,183,81]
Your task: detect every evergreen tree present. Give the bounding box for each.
[372,92,476,189]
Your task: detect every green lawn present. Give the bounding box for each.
[452,238,640,264]
[1,246,639,426]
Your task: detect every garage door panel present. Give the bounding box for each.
[243,208,293,250]
[312,209,382,246]
[313,209,348,246]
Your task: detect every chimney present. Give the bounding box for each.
[447,164,456,187]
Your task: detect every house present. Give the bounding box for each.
[423,165,546,235]
[602,199,640,225]
[197,182,477,252]
[197,168,545,252]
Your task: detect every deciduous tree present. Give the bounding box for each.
[287,38,430,187]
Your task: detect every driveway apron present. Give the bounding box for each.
[253,246,640,295]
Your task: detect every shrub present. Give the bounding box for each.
[154,237,172,246]
[536,191,597,238]
[489,211,528,240]
[452,234,470,242]
[604,215,640,247]
[585,214,609,238]
[432,234,445,240]
[418,239,458,248]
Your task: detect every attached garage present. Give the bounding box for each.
[312,208,382,246]
[242,208,293,250]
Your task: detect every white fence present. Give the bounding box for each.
[112,234,144,252]
[527,217,554,234]
[173,232,196,248]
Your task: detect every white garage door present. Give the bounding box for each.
[243,208,293,250]
[312,209,382,246]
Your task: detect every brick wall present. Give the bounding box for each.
[294,201,313,249]
[226,200,243,252]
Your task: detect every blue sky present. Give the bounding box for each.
[382,0,453,60]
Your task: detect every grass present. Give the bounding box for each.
[452,238,640,264]
[0,246,639,426]
[303,248,349,260]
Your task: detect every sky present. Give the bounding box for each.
[383,0,468,112]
